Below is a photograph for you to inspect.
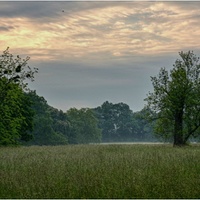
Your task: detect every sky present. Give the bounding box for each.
[1,1,200,112]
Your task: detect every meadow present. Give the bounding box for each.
[0,144,200,198]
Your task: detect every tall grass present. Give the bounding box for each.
[0,144,200,198]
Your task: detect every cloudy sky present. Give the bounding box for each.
[1,1,200,112]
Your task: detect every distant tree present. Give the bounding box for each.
[94,101,134,142]
[132,108,156,142]
[94,101,116,141]
[67,108,102,144]
[48,106,70,138]
[145,51,200,146]
[0,48,38,145]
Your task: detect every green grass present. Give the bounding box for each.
[0,144,200,198]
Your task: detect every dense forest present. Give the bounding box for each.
[26,90,200,145]
[0,48,158,146]
[25,91,157,145]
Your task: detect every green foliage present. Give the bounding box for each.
[0,48,37,145]
[0,83,33,145]
[48,106,70,138]
[67,108,102,144]
[93,101,155,142]
[27,91,68,145]
[0,144,200,198]
[27,92,104,145]
[131,108,156,141]
[153,118,173,142]
[27,94,155,145]
[94,101,134,142]
[145,51,200,146]
[0,47,38,90]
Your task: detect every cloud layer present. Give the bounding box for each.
[1,2,200,111]
[1,2,200,60]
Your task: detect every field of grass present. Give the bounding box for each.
[0,144,200,198]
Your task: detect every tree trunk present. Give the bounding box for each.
[173,111,185,146]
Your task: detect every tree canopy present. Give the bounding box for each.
[26,91,68,146]
[0,48,38,145]
[93,101,154,142]
[0,47,38,90]
[145,51,200,146]
[67,108,102,144]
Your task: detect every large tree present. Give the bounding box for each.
[94,101,134,142]
[0,48,38,145]
[145,51,200,146]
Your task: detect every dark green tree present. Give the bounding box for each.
[27,91,68,145]
[0,48,38,145]
[67,108,102,144]
[48,106,70,138]
[94,101,116,141]
[94,101,134,142]
[0,80,33,145]
[132,108,155,142]
[145,51,200,146]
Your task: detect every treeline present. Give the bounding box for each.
[2,49,200,146]
[0,48,156,146]
[25,91,156,145]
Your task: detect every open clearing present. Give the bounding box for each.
[0,144,200,198]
